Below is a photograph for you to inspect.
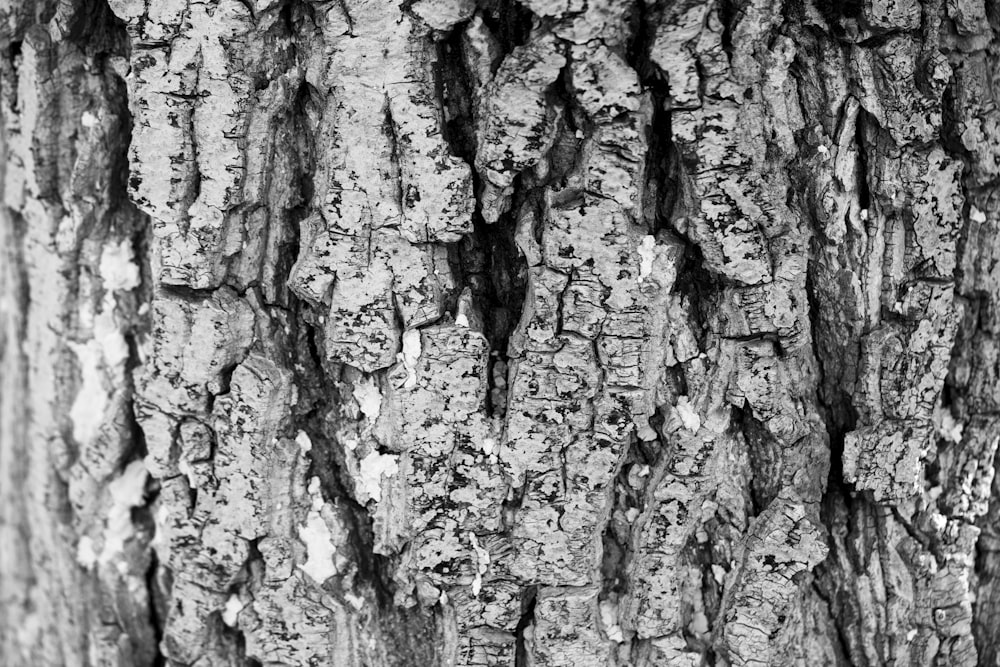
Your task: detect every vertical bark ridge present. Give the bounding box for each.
[621,2,834,665]
[0,0,157,663]
[803,1,995,665]
[945,2,1000,662]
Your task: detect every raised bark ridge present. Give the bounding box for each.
[0,0,999,666]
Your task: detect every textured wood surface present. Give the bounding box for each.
[1,0,999,665]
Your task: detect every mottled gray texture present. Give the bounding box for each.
[1,0,999,665]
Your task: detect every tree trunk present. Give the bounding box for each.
[1,0,998,665]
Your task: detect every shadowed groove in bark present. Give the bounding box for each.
[853,111,872,212]
[438,7,530,403]
[290,322,418,626]
[478,0,533,50]
[513,584,537,667]
[144,550,168,667]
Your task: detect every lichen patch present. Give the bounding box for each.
[99,460,149,564]
[297,477,339,584]
[358,451,399,503]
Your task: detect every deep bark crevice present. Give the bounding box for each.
[513,584,538,667]
[477,0,533,51]
[853,112,872,212]
[144,550,168,667]
[292,314,390,600]
[437,12,529,423]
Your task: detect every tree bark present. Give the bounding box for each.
[1,0,998,665]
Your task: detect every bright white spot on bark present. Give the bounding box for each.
[353,378,382,421]
[636,420,657,441]
[907,629,918,641]
[150,503,170,550]
[307,476,323,510]
[625,508,640,523]
[344,437,359,451]
[298,477,339,584]
[482,437,496,455]
[676,396,701,433]
[712,565,727,585]
[81,111,99,128]
[401,329,422,389]
[137,303,149,316]
[296,430,312,453]
[469,532,490,597]
[100,240,140,291]
[599,599,624,642]
[99,314,130,370]
[637,235,656,283]
[639,465,650,477]
[971,206,987,224]
[934,406,963,444]
[68,340,109,446]
[689,611,709,635]
[70,240,137,447]
[222,594,243,627]
[860,208,870,221]
[456,288,476,329]
[359,451,399,502]
[178,458,195,486]
[345,593,365,610]
[100,460,148,564]
[77,536,97,568]
[816,144,829,157]
[411,0,475,29]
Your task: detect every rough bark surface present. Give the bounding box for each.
[1,0,999,665]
